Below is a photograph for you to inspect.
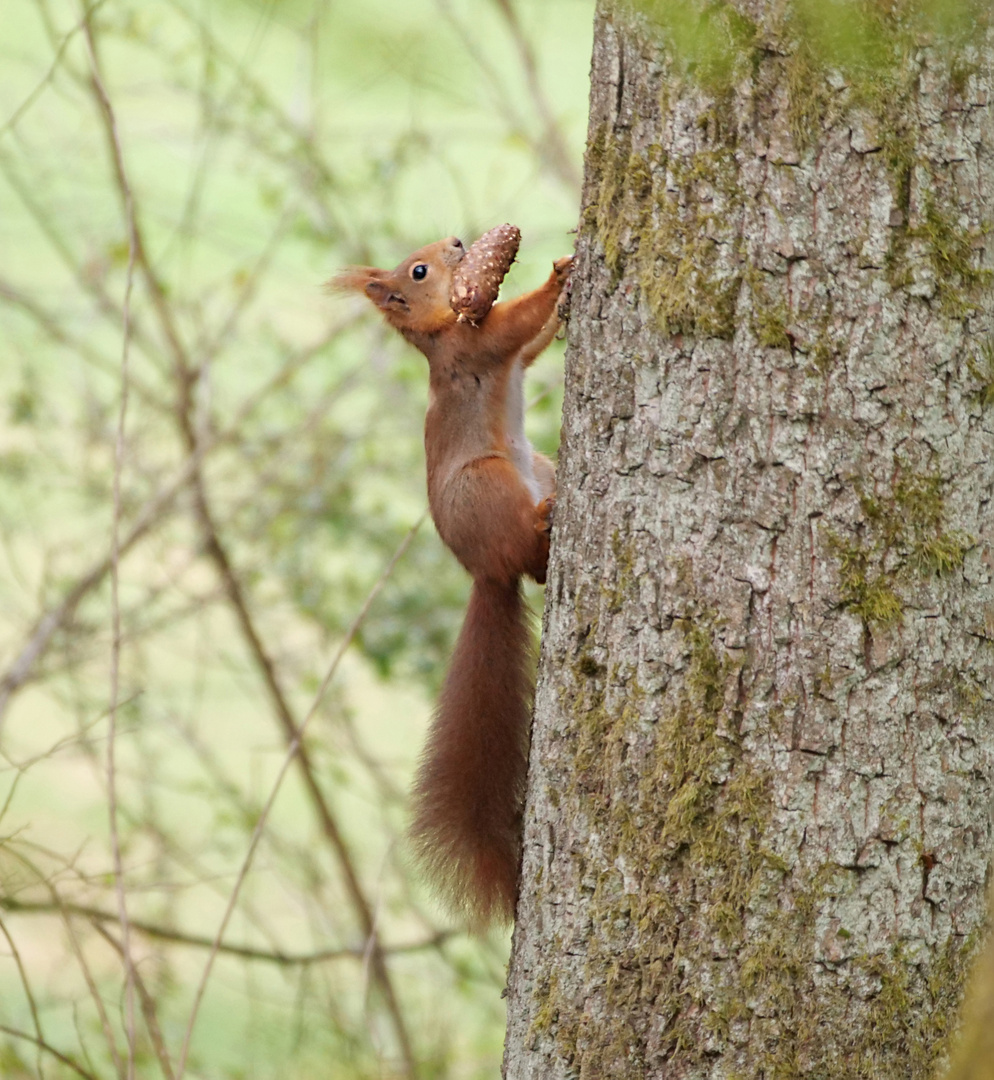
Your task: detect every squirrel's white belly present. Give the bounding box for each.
[504,362,541,504]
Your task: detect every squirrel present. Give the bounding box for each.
[333,233,573,927]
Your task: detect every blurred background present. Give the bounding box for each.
[0,1,593,1076]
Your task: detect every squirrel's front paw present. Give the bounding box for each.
[553,255,574,286]
[536,495,556,535]
[553,257,574,321]
[532,496,556,585]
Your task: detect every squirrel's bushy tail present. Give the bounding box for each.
[410,577,533,928]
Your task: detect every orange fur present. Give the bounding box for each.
[410,577,532,927]
[335,233,572,926]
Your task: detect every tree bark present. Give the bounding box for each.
[504,2,994,1077]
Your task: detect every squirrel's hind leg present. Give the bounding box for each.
[434,456,552,585]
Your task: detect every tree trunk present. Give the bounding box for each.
[504,2,994,1077]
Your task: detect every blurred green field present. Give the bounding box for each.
[0,1,594,1076]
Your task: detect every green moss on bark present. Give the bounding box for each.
[632,0,759,96]
[747,268,793,349]
[532,579,980,1076]
[544,7,990,1074]
[852,936,982,1078]
[614,0,993,328]
[538,608,781,1075]
[967,339,994,409]
[828,462,973,629]
[583,124,742,338]
[886,191,994,316]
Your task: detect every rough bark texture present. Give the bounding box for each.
[504,3,994,1077]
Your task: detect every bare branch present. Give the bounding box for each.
[0,148,169,380]
[176,511,427,1079]
[491,0,582,191]
[0,1023,99,1080]
[0,274,165,409]
[1,895,453,966]
[69,13,418,1068]
[0,913,45,1076]
[91,923,177,1080]
[5,848,126,1078]
[434,0,581,192]
[80,12,140,1074]
[0,324,351,724]
[0,0,110,140]
[159,0,348,244]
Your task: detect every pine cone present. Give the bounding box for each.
[450,223,521,324]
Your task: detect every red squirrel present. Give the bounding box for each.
[334,234,572,926]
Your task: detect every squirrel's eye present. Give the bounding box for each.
[411,263,428,281]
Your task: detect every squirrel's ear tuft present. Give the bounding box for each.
[327,268,407,312]
[326,267,377,294]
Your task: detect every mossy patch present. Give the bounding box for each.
[967,338,994,409]
[852,935,982,1079]
[888,192,994,317]
[536,609,783,1074]
[633,0,759,96]
[789,9,993,322]
[532,585,979,1075]
[777,11,993,319]
[626,0,991,88]
[583,124,742,339]
[603,528,638,610]
[615,0,993,327]
[828,461,973,629]
[746,267,793,350]
[784,40,833,152]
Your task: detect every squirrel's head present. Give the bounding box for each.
[330,236,465,333]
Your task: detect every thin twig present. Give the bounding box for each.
[91,923,177,1080]
[0,913,46,1077]
[194,204,295,361]
[0,324,350,725]
[81,14,139,1074]
[1,896,452,966]
[6,849,126,1078]
[434,0,581,192]
[491,0,582,191]
[0,1024,99,1080]
[175,511,426,1078]
[0,275,164,409]
[0,148,168,380]
[160,0,349,244]
[0,0,110,140]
